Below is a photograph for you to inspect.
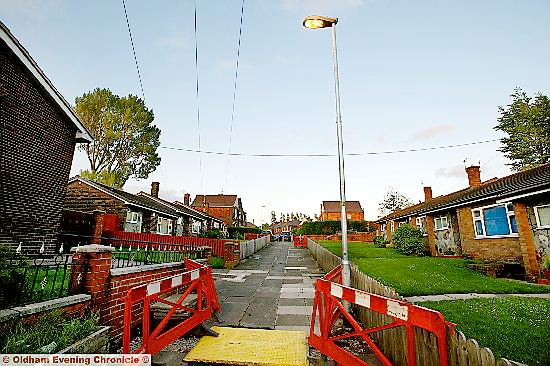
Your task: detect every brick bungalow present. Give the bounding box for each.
[320,201,365,221]
[0,21,93,254]
[191,194,247,227]
[376,164,550,280]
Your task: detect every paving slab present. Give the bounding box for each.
[277,306,314,315]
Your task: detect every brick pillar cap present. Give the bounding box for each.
[70,244,115,253]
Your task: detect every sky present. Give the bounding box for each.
[2,0,550,225]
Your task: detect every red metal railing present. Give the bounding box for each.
[106,231,237,257]
[309,265,455,365]
[123,258,220,355]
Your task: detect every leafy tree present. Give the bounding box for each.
[378,189,412,217]
[494,88,550,171]
[75,88,161,188]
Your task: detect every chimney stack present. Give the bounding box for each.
[184,193,190,206]
[151,182,160,198]
[465,166,481,187]
[423,186,433,201]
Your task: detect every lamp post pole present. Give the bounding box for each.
[303,16,350,289]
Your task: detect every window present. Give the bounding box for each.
[192,220,201,234]
[434,216,449,230]
[398,221,406,227]
[347,214,352,220]
[534,205,550,228]
[416,216,427,235]
[472,203,518,237]
[380,224,386,232]
[390,222,395,233]
[157,217,173,235]
[126,211,142,223]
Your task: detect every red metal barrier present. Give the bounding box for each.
[309,266,454,365]
[123,258,220,355]
[107,231,237,257]
[294,235,308,247]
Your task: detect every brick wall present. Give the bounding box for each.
[456,206,522,261]
[305,232,376,242]
[196,206,233,227]
[0,41,77,254]
[321,212,364,221]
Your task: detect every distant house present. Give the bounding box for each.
[270,220,302,234]
[191,194,247,227]
[320,201,364,221]
[0,21,93,254]
[65,178,226,237]
[376,164,550,280]
[65,177,179,235]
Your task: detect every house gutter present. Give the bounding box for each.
[495,188,550,203]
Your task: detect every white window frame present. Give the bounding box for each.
[156,217,173,235]
[380,223,386,232]
[533,204,550,229]
[398,221,406,228]
[390,222,395,233]
[434,216,449,231]
[471,202,518,238]
[126,211,141,223]
[416,216,428,235]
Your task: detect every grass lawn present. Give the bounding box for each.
[421,297,550,365]
[318,240,550,296]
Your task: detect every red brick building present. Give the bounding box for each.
[191,194,246,227]
[320,201,364,221]
[0,21,93,254]
[376,164,550,280]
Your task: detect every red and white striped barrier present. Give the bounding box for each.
[123,258,220,355]
[309,266,454,366]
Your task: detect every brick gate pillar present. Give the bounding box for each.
[513,202,540,280]
[69,244,114,312]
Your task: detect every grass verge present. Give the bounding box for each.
[421,297,550,365]
[318,240,550,296]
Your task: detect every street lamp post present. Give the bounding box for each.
[303,15,350,289]
[260,205,265,230]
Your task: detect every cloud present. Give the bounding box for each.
[411,124,456,141]
[435,165,465,178]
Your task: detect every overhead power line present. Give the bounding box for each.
[121,0,146,101]
[160,138,500,157]
[225,0,246,191]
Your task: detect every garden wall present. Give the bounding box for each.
[306,239,526,366]
[305,232,376,242]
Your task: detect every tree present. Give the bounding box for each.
[378,189,412,217]
[495,88,550,171]
[75,88,161,188]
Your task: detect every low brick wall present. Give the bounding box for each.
[305,232,375,242]
[68,245,190,344]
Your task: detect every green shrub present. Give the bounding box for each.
[392,225,426,256]
[373,236,386,248]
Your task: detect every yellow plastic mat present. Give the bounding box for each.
[184,326,308,366]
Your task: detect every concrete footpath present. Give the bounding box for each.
[212,240,324,333]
